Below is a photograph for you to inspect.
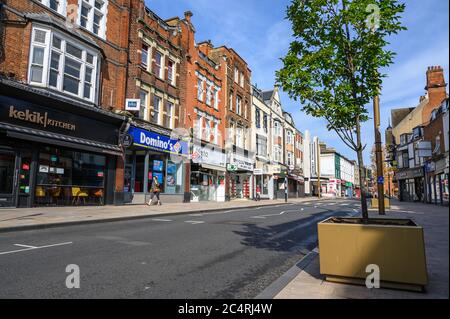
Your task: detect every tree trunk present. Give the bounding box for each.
[355,116,369,221]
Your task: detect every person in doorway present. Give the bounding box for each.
[255,185,261,201]
[148,176,162,206]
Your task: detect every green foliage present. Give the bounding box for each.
[277,0,405,151]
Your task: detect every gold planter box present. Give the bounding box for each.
[318,217,428,291]
[371,198,391,208]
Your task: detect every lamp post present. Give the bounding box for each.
[374,95,386,214]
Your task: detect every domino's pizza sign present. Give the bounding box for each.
[128,126,188,156]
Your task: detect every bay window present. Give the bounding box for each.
[28,26,98,102]
[78,0,108,39]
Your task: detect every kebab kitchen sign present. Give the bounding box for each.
[128,126,189,156]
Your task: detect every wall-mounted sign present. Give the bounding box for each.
[0,95,119,145]
[253,168,263,175]
[122,134,133,148]
[232,153,254,171]
[192,145,226,168]
[125,99,141,111]
[227,164,238,172]
[128,126,189,156]
[39,165,49,173]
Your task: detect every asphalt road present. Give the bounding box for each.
[0,199,361,298]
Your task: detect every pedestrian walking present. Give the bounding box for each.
[255,185,261,201]
[148,176,162,206]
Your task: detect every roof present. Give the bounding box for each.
[262,90,274,102]
[391,107,416,128]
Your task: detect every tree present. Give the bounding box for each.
[276,0,405,221]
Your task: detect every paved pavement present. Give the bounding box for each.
[0,199,361,298]
[0,197,321,232]
[266,200,449,299]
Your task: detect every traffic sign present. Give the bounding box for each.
[377,176,384,184]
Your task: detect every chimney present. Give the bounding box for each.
[425,65,445,90]
[184,11,193,23]
[198,40,213,56]
[423,66,448,125]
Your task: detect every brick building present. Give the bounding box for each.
[0,0,129,207]
[208,46,254,200]
[120,1,189,204]
[165,11,228,202]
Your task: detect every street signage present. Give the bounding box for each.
[227,164,238,172]
[377,176,384,184]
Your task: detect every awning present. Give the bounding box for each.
[1,122,122,156]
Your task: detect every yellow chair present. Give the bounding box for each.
[71,187,89,205]
[35,186,47,205]
[49,187,61,205]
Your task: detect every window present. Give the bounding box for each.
[255,108,261,128]
[234,67,239,83]
[141,44,148,68]
[195,115,203,140]
[274,146,282,162]
[197,79,204,101]
[37,0,66,15]
[287,131,293,144]
[256,135,267,156]
[139,90,148,120]
[154,51,163,78]
[203,120,211,141]
[236,96,242,115]
[244,103,248,119]
[78,0,107,38]
[229,93,233,110]
[240,71,244,87]
[28,27,98,102]
[164,102,173,129]
[274,121,281,137]
[152,95,161,124]
[206,83,212,106]
[287,152,294,166]
[167,59,175,84]
[236,126,243,148]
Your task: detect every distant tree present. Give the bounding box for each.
[277,0,405,220]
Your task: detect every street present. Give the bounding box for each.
[0,199,360,298]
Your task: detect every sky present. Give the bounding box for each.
[145,0,449,164]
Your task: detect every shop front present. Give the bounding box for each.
[396,167,425,202]
[427,158,449,206]
[123,125,189,204]
[0,80,124,208]
[272,165,289,199]
[190,144,226,202]
[253,163,273,200]
[227,152,255,200]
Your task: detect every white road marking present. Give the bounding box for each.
[14,244,37,249]
[189,213,204,217]
[340,203,350,206]
[0,242,73,256]
[185,220,205,224]
[251,209,302,219]
[151,218,173,222]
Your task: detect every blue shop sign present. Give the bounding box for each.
[128,126,189,156]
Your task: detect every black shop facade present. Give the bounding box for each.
[0,79,124,208]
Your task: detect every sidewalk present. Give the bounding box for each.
[269,200,449,299]
[0,197,321,233]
